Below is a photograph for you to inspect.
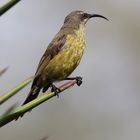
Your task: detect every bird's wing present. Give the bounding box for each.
[32,34,66,87]
[37,34,66,75]
[20,34,66,108]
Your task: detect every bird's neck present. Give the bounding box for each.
[62,20,80,30]
[61,23,85,38]
[74,24,85,39]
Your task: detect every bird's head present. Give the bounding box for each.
[64,11,108,25]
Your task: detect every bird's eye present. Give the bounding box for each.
[82,13,88,18]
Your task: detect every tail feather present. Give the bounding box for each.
[15,86,41,120]
[22,86,41,106]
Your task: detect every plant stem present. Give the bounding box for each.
[0,0,21,16]
[0,80,77,127]
[0,77,32,105]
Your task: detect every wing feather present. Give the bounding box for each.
[32,34,66,87]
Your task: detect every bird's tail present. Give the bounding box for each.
[22,86,41,106]
[15,86,41,120]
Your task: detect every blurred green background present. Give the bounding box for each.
[0,0,140,140]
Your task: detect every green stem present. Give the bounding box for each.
[0,80,77,127]
[0,77,32,105]
[0,0,21,16]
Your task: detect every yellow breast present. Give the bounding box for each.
[64,24,86,62]
[61,24,86,68]
[45,24,86,81]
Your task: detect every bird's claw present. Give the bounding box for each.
[75,76,83,86]
[51,85,61,98]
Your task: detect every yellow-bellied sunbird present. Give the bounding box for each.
[23,11,108,105]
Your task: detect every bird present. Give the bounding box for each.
[22,10,108,105]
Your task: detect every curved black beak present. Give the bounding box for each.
[89,14,109,21]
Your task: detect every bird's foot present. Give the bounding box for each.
[51,84,61,98]
[65,76,83,86]
[75,76,83,86]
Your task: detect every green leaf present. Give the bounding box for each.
[0,77,33,105]
[0,0,21,16]
[2,103,17,116]
[0,80,77,127]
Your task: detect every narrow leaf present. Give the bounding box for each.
[0,77,33,105]
[0,80,77,127]
[2,103,17,116]
[0,0,21,16]
[0,67,9,77]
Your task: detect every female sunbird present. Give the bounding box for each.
[23,11,108,105]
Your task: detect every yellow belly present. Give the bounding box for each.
[44,25,86,81]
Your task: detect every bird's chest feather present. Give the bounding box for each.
[45,25,86,80]
[63,25,86,63]
[60,26,86,70]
